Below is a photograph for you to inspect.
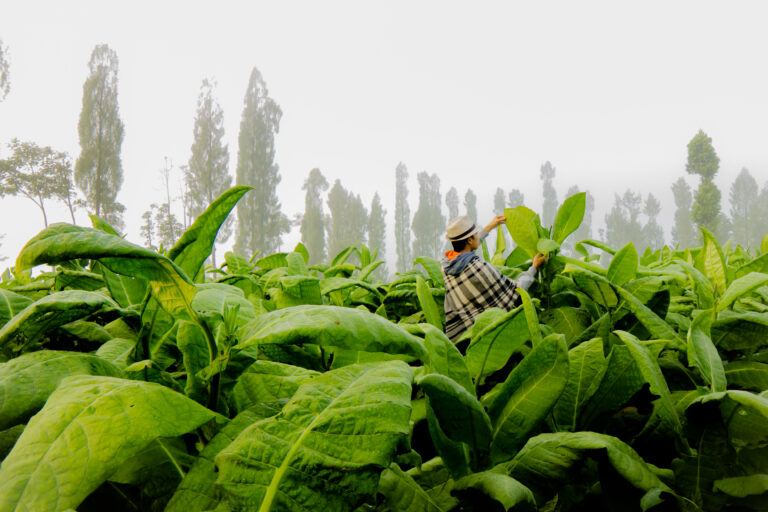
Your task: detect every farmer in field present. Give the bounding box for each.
[442,215,547,341]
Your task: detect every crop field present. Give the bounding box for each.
[1,186,768,511]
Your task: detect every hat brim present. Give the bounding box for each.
[446,225,480,241]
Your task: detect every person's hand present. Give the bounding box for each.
[484,215,506,232]
[533,252,547,269]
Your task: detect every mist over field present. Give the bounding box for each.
[1,1,767,270]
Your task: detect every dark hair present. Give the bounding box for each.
[451,237,470,252]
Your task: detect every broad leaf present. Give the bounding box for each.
[551,192,586,244]
[422,325,473,393]
[674,259,715,309]
[453,471,536,511]
[0,290,120,352]
[504,206,539,258]
[540,306,591,346]
[214,361,413,511]
[16,224,196,318]
[230,360,319,414]
[553,338,607,431]
[378,463,449,512]
[415,256,445,288]
[714,475,768,498]
[607,242,638,286]
[236,305,427,360]
[518,288,542,346]
[0,350,120,429]
[725,361,768,391]
[465,307,528,384]
[687,309,726,392]
[717,272,768,312]
[0,289,32,327]
[0,376,216,512]
[416,275,443,329]
[579,345,644,428]
[488,334,569,462]
[696,227,728,296]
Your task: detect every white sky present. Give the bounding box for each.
[1,1,768,266]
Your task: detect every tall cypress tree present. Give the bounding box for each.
[412,172,444,258]
[445,187,459,220]
[508,189,525,209]
[326,179,368,259]
[671,177,695,248]
[642,193,664,249]
[686,130,721,237]
[540,161,558,226]
[185,78,231,266]
[0,38,9,102]
[394,162,411,273]
[464,188,477,221]
[729,168,759,247]
[300,168,329,264]
[604,190,643,248]
[234,67,287,256]
[75,44,125,229]
[368,192,387,278]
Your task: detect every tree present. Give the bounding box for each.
[686,130,721,236]
[642,193,664,249]
[368,193,387,278]
[140,209,156,250]
[75,44,125,230]
[507,189,524,209]
[604,190,643,248]
[140,203,182,250]
[671,177,696,248]
[394,162,411,273]
[185,79,232,266]
[0,139,72,227]
[729,168,759,247]
[412,172,444,258]
[540,161,558,226]
[326,180,367,259]
[0,38,9,102]
[445,187,459,220]
[234,67,287,256]
[300,168,329,264]
[464,188,477,221]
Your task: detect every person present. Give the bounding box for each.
[442,215,547,341]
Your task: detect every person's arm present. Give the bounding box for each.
[517,253,547,290]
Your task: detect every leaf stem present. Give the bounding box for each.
[156,438,186,479]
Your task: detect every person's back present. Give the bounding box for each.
[441,215,545,341]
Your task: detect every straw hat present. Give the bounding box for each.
[445,216,479,241]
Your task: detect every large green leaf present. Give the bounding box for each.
[418,373,492,466]
[615,331,684,440]
[426,399,471,478]
[378,463,449,512]
[696,227,728,296]
[0,290,120,352]
[579,345,644,428]
[553,338,608,431]
[687,309,726,392]
[712,310,768,352]
[501,432,673,506]
[465,306,528,385]
[236,305,426,359]
[16,224,196,318]
[674,259,715,309]
[415,256,445,288]
[725,361,768,391]
[487,334,570,462]
[607,242,638,286]
[230,360,319,414]
[0,289,32,327]
[453,471,536,511]
[416,275,443,329]
[504,206,539,258]
[518,288,542,346]
[165,404,282,512]
[214,361,413,511]
[736,252,768,278]
[688,390,768,449]
[571,267,618,309]
[540,306,592,346]
[191,282,256,327]
[404,458,460,510]
[717,272,768,312]
[714,475,768,498]
[0,376,216,512]
[98,264,148,308]
[0,350,120,429]
[422,325,473,393]
[551,192,586,244]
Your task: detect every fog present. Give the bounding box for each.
[1,1,768,267]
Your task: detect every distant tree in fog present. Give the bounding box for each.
[507,189,524,208]
[642,193,664,249]
[604,190,643,248]
[686,130,722,237]
[0,38,9,101]
[540,161,558,226]
[412,172,444,258]
[326,179,367,259]
[729,168,760,247]
[445,187,459,220]
[394,162,411,273]
[368,192,387,278]
[185,79,231,266]
[464,188,477,221]
[75,44,125,230]
[300,168,329,264]
[671,177,695,248]
[234,67,288,256]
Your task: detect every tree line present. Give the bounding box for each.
[2,43,767,275]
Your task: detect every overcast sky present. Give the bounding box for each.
[1,1,768,266]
